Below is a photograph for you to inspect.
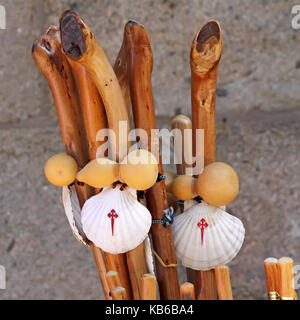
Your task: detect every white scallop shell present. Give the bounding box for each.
[172,201,245,271]
[62,185,89,245]
[81,184,152,254]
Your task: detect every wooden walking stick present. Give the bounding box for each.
[60,11,148,299]
[68,59,132,299]
[106,270,122,293]
[124,20,180,300]
[215,265,233,300]
[111,287,128,300]
[190,20,222,300]
[171,115,193,177]
[141,274,157,300]
[60,10,129,161]
[32,26,110,299]
[278,257,295,300]
[180,283,195,300]
[264,257,280,300]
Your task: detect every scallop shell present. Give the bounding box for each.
[62,185,89,245]
[81,184,152,254]
[172,201,245,271]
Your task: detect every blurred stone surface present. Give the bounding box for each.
[0,0,300,300]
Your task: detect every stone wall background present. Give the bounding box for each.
[0,0,299,300]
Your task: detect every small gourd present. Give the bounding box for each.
[44,153,78,187]
[196,162,239,206]
[171,175,196,200]
[77,158,118,188]
[119,149,158,190]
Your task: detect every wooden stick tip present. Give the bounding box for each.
[181,282,194,288]
[279,257,294,264]
[106,270,118,276]
[60,10,87,60]
[124,20,149,46]
[112,286,125,293]
[127,19,142,26]
[264,257,278,264]
[196,20,221,49]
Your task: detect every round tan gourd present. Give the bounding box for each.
[196,162,239,206]
[171,175,196,200]
[77,158,118,188]
[44,153,78,187]
[164,170,177,193]
[119,149,158,190]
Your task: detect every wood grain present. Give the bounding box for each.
[264,257,279,300]
[60,10,130,161]
[32,25,109,299]
[141,273,157,300]
[123,20,179,300]
[189,20,222,300]
[68,51,133,300]
[111,287,128,300]
[215,265,233,300]
[60,12,149,299]
[278,257,295,300]
[180,282,195,300]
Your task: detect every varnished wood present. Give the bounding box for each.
[126,243,148,300]
[111,287,128,300]
[68,55,133,300]
[60,10,130,161]
[215,265,233,300]
[106,270,122,293]
[197,269,217,300]
[61,13,149,299]
[264,257,279,300]
[191,20,222,168]
[189,20,222,300]
[180,282,195,300]
[67,60,107,160]
[32,26,109,299]
[171,115,193,176]
[141,274,157,300]
[124,20,179,300]
[278,257,295,300]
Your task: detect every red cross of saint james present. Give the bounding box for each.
[197,218,208,245]
[107,209,118,236]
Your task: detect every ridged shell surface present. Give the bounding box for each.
[81,184,152,254]
[173,201,245,271]
[62,185,89,245]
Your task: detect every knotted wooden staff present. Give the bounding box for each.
[123,20,179,300]
[32,26,110,299]
[190,20,222,300]
[60,11,147,299]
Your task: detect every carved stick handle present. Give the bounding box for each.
[190,20,222,300]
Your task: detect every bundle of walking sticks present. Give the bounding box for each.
[32,10,240,300]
